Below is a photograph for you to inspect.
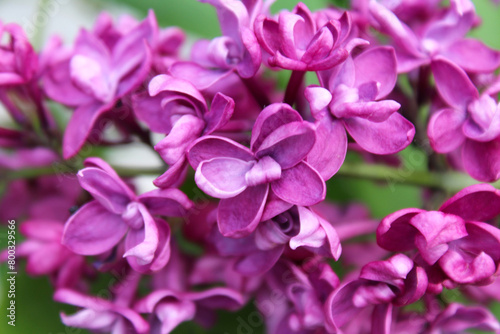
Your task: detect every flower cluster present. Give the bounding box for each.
[2,0,500,333]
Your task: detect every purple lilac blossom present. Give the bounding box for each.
[377,184,500,289]
[187,103,326,237]
[428,57,500,181]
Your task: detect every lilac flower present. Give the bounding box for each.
[0,21,54,129]
[326,254,427,333]
[1,220,87,289]
[187,103,325,237]
[0,21,37,86]
[62,157,192,273]
[378,184,500,288]
[135,288,245,333]
[192,0,267,78]
[42,12,157,158]
[208,200,341,275]
[89,12,184,72]
[133,74,235,188]
[428,57,500,181]
[369,0,500,73]
[256,260,338,334]
[254,3,363,71]
[305,46,414,180]
[54,273,149,334]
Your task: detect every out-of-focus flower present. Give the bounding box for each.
[193,0,269,78]
[369,0,500,73]
[42,12,157,158]
[54,273,149,334]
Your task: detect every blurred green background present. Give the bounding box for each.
[1,0,500,333]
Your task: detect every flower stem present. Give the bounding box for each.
[336,162,500,194]
[284,70,305,106]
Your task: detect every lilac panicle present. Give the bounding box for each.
[187,103,325,237]
[62,157,192,273]
[306,46,414,180]
[378,184,500,288]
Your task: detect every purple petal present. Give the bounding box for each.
[368,1,421,56]
[148,74,207,113]
[126,218,171,273]
[410,211,467,265]
[371,303,392,334]
[195,157,254,198]
[304,86,332,120]
[440,184,500,221]
[218,184,269,237]
[354,46,397,99]
[123,204,159,265]
[62,201,127,255]
[444,38,500,73]
[377,208,424,252]
[139,188,193,217]
[60,309,116,330]
[271,161,326,206]
[255,121,316,169]
[132,93,170,133]
[439,250,495,284]
[335,100,401,122]
[153,156,189,189]
[251,103,303,152]
[261,191,294,221]
[154,114,205,165]
[463,95,500,142]
[326,280,364,329]
[234,246,284,276]
[430,57,478,109]
[189,287,245,311]
[245,156,282,187]
[427,108,467,153]
[360,253,413,288]
[306,117,347,180]
[462,137,500,182]
[77,167,133,214]
[203,93,235,135]
[394,266,428,306]
[344,112,415,154]
[187,136,254,170]
[62,102,112,159]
